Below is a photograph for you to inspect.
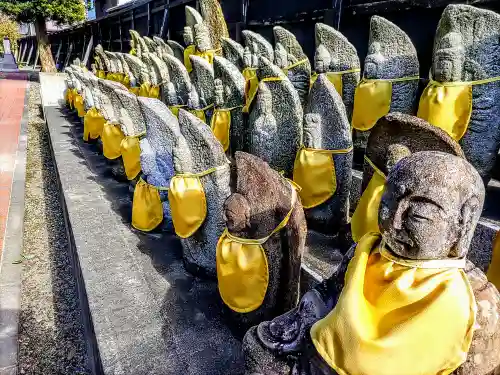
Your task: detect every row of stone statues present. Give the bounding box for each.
[62,2,500,374]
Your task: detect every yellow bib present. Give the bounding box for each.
[210,106,242,152]
[293,146,353,209]
[129,86,140,96]
[169,105,186,118]
[149,85,160,99]
[139,82,151,97]
[242,68,259,113]
[282,58,309,75]
[487,231,500,290]
[216,186,297,313]
[123,75,131,89]
[65,88,74,109]
[101,122,125,160]
[132,178,166,232]
[106,72,115,81]
[97,70,106,79]
[130,48,137,56]
[189,104,214,124]
[120,133,144,180]
[415,78,500,141]
[310,68,361,98]
[352,76,419,131]
[73,93,86,118]
[168,165,228,238]
[311,233,476,375]
[350,156,386,243]
[184,44,196,73]
[83,107,105,141]
[195,49,215,65]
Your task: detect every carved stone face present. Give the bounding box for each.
[379,151,484,260]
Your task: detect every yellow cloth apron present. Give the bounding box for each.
[83,107,105,141]
[74,93,86,118]
[210,106,243,152]
[487,230,500,290]
[311,232,476,375]
[149,85,160,99]
[184,44,196,73]
[123,75,131,89]
[97,70,106,79]
[120,132,145,180]
[217,186,297,313]
[189,103,214,124]
[106,72,116,81]
[132,178,167,232]
[169,105,187,118]
[417,76,500,141]
[351,156,386,243]
[195,49,215,65]
[101,122,125,160]
[310,68,361,98]
[139,82,152,97]
[65,88,74,109]
[169,164,228,238]
[242,68,258,113]
[243,76,284,113]
[352,76,419,131]
[293,146,353,209]
[130,48,137,56]
[129,86,140,96]
[282,58,309,75]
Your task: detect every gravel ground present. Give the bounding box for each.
[18,82,90,375]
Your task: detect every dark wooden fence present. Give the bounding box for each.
[16,0,500,76]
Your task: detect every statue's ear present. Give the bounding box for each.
[385,144,411,173]
[453,195,481,258]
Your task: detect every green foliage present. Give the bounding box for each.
[0,12,20,52]
[0,0,86,24]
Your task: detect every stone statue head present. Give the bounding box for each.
[379,151,484,260]
[166,40,185,62]
[123,53,150,85]
[94,44,110,72]
[163,53,194,106]
[129,30,149,58]
[221,38,245,71]
[190,54,215,107]
[364,16,419,79]
[242,30,274,67]
[152,36,174,59]
[213,56,245,108]
[184,6,204,46]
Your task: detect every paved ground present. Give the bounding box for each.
[0,78,27,258]
[17,82,90,374]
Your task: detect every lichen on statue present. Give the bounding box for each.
[243,149,500,375]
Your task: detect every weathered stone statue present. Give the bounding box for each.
[219,151,307,333]
[242,30,274,66]
[141,53,160,91]
[244,150,500,375]
[94,44,111,74]
[314,23,360,122]
[173,109,231,277]
[146,52,170,99]
[72,68,95,113]
[143,36,158,53]
[115,52,133,87]
[418,4,500,183]
[273,26,311,107]
[221,38,245,71]
[123,53,151,92]
[248,56,302,176]
[162,53,195,107]
[198,0,229,53]
[352,16,419,150]
[130,30,150,58]
[167,40,185,63]
[213,56,245,154]
[350,113,464,243]
[294,75,352,235]
[189,54,215,122]
[152,36,174,59]
[135,97,186,231]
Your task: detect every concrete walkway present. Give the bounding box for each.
[0,74,29,374]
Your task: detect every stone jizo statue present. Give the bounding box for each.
[244,151,500,375]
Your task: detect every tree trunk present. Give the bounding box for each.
[34,17,57,73]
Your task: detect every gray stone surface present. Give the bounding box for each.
[242,30,274,68]
[273,26,311,107]
[162,54,194,106]
[94,44,111,72]
[190,54,215,109]
[248,56,302,176]
[432,4,500,183]
[213,56,245,154]
[152,36,174,59]
[0,81,28,375]
[199,0,229,53]
[147,52,170,99]
[315,23,360,121]
[221,38,245,71]
[104,51,119,74]
[166,40,185,63]
[45,104,244,375]
[123,53,150,87]
[302,75,353,235]
[141,53,160,87]
[114,88,146,136]
[130,30,150,59]
[175,110,230,277]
